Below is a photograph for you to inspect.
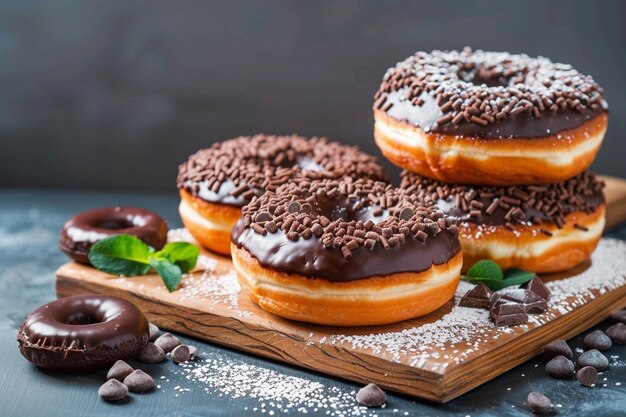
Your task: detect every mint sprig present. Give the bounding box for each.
[88,235,199,292]
[461,259,535,291]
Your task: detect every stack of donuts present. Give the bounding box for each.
[177,48,609,326]
[374,48,608,273]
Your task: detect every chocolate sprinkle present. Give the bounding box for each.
[374,48,607,138]
[400,171,604,232]
[239,178,457,258]
[177,134,388,207]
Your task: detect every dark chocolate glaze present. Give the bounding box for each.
[17,295,149,371]
[384,89,606,139]
[231,196,461,282]
[60,207,168,264]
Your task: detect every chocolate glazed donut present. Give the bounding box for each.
[60,207,168,264]
[17,295,149,371]
[230,177,463,326]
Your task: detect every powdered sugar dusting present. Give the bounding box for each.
[173,351,384,416]
[179,269,241,310]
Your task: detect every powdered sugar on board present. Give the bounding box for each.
[328,238,626,373]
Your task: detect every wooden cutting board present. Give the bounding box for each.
[55,176,626,403]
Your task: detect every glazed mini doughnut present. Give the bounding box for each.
[60,207,168,264]
[400,170,605,273]
[17,295,149,371]
[230,177,462,326]
[177,134,388,255]
[374,48,608,186]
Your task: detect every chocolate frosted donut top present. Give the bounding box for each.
[374,48,608,139]
[231,178,461,282]
[177,134,388,207]
[18,295,149,370]
[400,171,604,234]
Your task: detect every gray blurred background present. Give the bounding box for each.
[1,0,624,191]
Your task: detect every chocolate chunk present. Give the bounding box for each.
[489,303,528,327]
[459,282,493,310]
[106,360,134,381]
[521,276,551,301]
[527,392,552,414]
[544,339,573,359]
[606,323,626,344]
[546,355,575,378]
[577,366,598,387]
[137,342,166,363]
[123,369,155,392]
[578,349,609,371]
[148,323,161,342]
[355,383,386,407]
[154,333,181,353]
[583,330,612,351]
[171,345,191,364]
[98,379,129,401]
[490,289,547,314]
[609,309,626,324]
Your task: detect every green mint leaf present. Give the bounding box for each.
[88,235,153,276]
[149,258,183,292]
[154,242,199,273]
[466,259,503,281]
[502,268,536,287]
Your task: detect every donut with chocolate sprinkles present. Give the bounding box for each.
[177,134,388,255]
[374,48,608,186]
[400,170,605,273]
[230,177,462,326]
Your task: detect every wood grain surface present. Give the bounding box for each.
[55,176,626,403]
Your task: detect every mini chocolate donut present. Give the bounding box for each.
[400,170,605,273]
[60,207,168,263]
[230,177,462,326]
[177,134,389,255]
[374,48,608,185]
[17,295,149,371]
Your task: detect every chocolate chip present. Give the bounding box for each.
[106,360,134,381]
[171,345,191,364]
[606,322,626,344]
[98,379,129,401]
[489,303,528,327]
[399,207,414,220]
[577,366,598,387]
[583,330,612,351]
[148,323,161,342]
[578,349,609,371]
[544,339,573,359]
[521,276,551,301]
[154,332,181,353]
[137,342,166,363]
[527,392,552,414]
[254,211,272,223]
[609,309,626,324]
[355,383,386,407]
[288,201,302,213]
[459,282,493,310]
[546,355,575,378]
[123,369,155,392]
[188,345,197,360]
[490,289,547,314]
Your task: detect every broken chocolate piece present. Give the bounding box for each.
[490,303,528,327]
[459,282,493,310]
[521,276,551,301]
[491,288,547,314]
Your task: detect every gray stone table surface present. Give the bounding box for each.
[1,189,625,417]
